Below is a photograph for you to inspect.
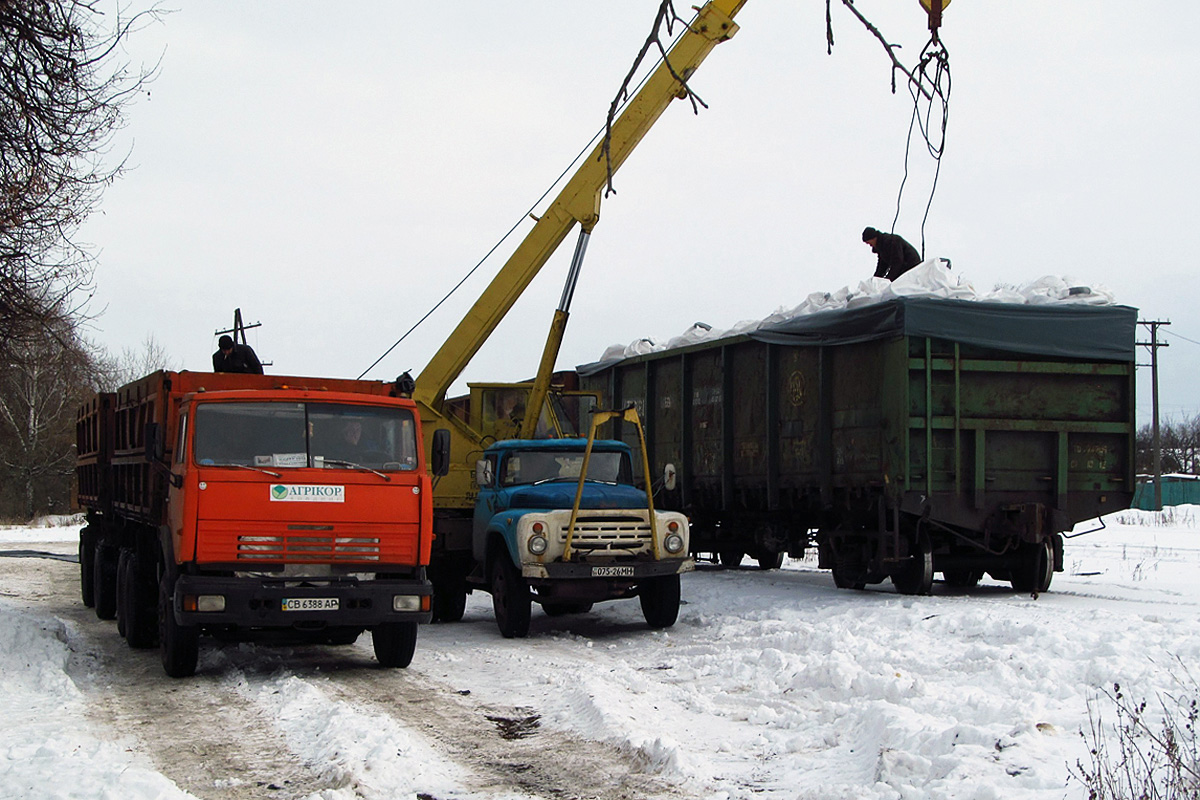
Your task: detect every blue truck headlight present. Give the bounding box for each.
[664,533,685,554]
[528,534,548,555]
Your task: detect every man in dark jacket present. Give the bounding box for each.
[863,226,922,281]
[212,335,264,374]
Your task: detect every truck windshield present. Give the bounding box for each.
[194,402,418,472]
[500,450,630,486]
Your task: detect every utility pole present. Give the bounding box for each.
[214,308,271,366]
[215,308,261,346]
[1137,320,1170,510]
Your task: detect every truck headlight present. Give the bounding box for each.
[664,532,685,554]
[392,595,421,612]
[188,594,225,612]
[528,534,548,555]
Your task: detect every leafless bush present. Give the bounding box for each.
[1072,670,1200,799]
[1114,507,1199,529]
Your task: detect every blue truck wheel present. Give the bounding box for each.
[639,574,681,629]
[490,556,531,638]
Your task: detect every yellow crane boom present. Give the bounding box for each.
[413,0,746,415]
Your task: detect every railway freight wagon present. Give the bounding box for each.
[577,297,1138,594]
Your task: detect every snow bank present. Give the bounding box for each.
[0,517,83,544]
[0,605,196,799]
[597,260,1118,361]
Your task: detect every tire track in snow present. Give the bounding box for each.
[11,548,337,799]
[226,650,693,800]
[13,547,690,799]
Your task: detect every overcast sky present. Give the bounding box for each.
[80,1,1198,426]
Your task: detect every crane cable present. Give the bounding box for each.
[358,24,682,381]
[827,0,952,261]
[893,37,950,261]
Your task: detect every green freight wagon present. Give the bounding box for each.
[577,297,1137,594]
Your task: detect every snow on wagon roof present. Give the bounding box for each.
[582,259,1136,373]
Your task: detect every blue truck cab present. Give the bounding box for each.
[473,438,693,637]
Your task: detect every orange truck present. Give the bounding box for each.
[75,370,449,677]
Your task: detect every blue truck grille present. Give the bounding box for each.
[556,516,652,552]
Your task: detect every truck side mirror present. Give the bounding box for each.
[431,428,451,477]
[144,422,165,463]
[475,459,494,488]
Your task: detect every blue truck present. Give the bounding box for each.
[472,431,694,638]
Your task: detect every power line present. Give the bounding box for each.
[357,25,677,381]
[1162,327,1199,347]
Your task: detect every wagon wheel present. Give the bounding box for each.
[1010,539,1054,594]
[892,530,934,596]
[942,569,983,588]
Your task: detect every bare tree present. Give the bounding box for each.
[97,332,175,389]
[0,304,102,519]
[1,0,156,349]
[1136,414,1200,476]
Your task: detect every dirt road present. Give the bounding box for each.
[1,543,686,800]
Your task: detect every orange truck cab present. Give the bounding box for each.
[76,371,450,677]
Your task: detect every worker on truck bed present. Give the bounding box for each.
[863,226,921,281]
[212,335,264,374]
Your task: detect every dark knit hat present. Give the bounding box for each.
[218,335,235,350]
[862,227,880,242]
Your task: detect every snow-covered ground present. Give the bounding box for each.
[2,508,1198,800]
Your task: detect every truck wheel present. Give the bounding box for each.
[490,557,531,638]
[79,527,96,608]
[158,574,199,678]
[756,551,785,571]
[831,566,866,591]
[718,549,743,568]
[116,550,130,638]
[123,552,158,649]
[892,532,934,596]
[372,622,418,668]
[640,574,681,629]
[432,579,468,623]
[1010,539,1054,594]
[93,544,119,620]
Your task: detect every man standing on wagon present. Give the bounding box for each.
[862,226,922,281]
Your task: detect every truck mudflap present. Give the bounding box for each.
[521,557,694,581]
[173,574,433,628]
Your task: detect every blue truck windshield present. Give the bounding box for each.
[194,402,418,471]
[500,450,630,486]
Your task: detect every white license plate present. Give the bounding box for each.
[281,597,339,612]
[591,565,635,577]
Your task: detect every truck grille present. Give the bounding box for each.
[556,515,652,553]
[236,534,381,562]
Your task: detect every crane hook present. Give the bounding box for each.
[918,0,950,42]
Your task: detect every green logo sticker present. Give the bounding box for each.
[271,485,289,499]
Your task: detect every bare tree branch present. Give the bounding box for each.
[1,0,161,351]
